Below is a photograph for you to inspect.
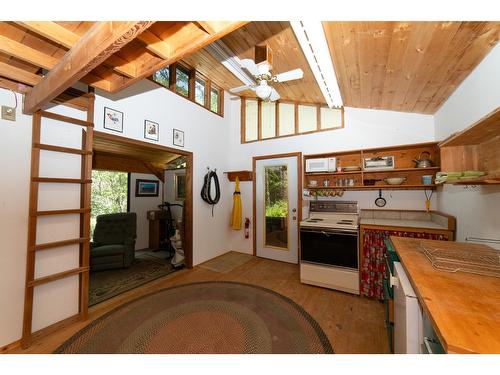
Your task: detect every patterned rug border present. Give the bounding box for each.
[54,281,334,354]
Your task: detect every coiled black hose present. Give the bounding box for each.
[201,169,220,217]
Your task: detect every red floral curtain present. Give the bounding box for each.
[361,229,448,299]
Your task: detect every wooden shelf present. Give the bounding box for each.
[225,170,253,182]
[305,170,361,176]
[307,184,437,190]
[363,167,440,174]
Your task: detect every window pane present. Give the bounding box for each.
[152,67,170,87]
[298,105,317,133]
[320,107,343,129]
[176,68,189,97]
[195,78,205,106]
[261,102,276,139]
[210,87,219,113]
[264,165,288,249]
[245,99,258,142]
[278,103,295,136]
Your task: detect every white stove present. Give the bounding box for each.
[300,201,360,295]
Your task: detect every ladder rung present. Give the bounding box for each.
[32,237,90,252]
[34,143,92,155]
[27,267,89,288]
[33,208,90,216]
[32,177,92,184]
[40,111,94,128]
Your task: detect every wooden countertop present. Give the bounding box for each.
[360,218,448,230]
[390,237,500,354]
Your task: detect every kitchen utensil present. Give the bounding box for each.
[384,177,407,185]
[343,166,362,172]
[375,189,386,207]
[422,175,433,185]
[424,189,434,212]
[363,179,381,186]
[413,151,433,168]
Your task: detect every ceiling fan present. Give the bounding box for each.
[229,45,304,102]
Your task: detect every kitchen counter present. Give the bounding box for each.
[360,209,455,234]
[390,236,500,354]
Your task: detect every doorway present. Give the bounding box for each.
[253,153,302,264]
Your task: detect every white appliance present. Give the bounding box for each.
[393,261,422,354]
[299,201,359,294]
[305,157,336,173]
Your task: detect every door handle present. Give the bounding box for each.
[292,208,297,213]
[292,216,297,221]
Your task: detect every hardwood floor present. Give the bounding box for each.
[7,252,389,354]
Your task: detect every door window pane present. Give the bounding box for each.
[210,87,219,113]
[175,67,189,97]
[298,105,317,133]
[320,107,343,129]
[245,99,258,142]
[278,103,295,136]
[264,165,288,249]
[261,102,276,139]
[195,78,205,106]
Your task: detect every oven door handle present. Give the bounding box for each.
[300,228,358,236]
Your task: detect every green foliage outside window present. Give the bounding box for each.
[176,68,189,97]
[152,67,170,87]
[91,170,128,236]
[210,88,219,112]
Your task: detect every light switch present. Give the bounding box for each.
[1,106,16,121]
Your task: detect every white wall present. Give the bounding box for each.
[434,44,500,247]
[129,172,163,250]
[228,103,437,254]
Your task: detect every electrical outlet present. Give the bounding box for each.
[1,106,16,121]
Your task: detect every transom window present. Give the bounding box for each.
[241,97,344,143]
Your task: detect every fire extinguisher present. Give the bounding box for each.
[244,218,250,239]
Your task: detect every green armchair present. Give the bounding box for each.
[90,212,137,271]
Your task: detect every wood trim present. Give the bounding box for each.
[252,152,303,259]
[34,143,92,155]
[275,101,280,137]
[316,104,321,131]
[29,314,82,344]
[40,111,93,127]
[32,237,90,252]
[0,339,21,353]
[27,267,89,288]
[34,208,90,216]
[294,103,299,134]
[257,99,262,140]
[24,21,154,113]
[241,97,246,143]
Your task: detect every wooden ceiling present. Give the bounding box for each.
[323,21,500,114]
[0,21,246,113]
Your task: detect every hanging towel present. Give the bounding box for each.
[230,176,242,230]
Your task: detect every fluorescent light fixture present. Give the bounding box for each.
[290,21,343,108]
[204,40,256,86]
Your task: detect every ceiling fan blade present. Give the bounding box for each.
[240,59,259,76]
[274,68,304,83]
[269,88,280,101]
[229,84,255,93]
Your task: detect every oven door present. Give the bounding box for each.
[300,227,359,269]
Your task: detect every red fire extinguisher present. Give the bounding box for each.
[244,218,250,239]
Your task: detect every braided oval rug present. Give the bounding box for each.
[55,281,333,354]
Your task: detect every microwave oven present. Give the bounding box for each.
[305,157,337,173]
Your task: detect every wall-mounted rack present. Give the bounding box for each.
[225,170,253,182]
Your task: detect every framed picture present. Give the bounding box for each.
[173,128,185,147]
[144,120,159,141]
[135,179,159,197]
[103,107,123,133]
[174,173,186,200]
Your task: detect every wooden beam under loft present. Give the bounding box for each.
[23,21,154,114]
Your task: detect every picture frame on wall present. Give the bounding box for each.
[173,128,185,147]
[103,107,124,133]
[144,120,159,141]
[135,179,159,197]
[174,173,186,201]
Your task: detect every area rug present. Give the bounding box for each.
[89,255,177,306]
[56,281,333,354]
[199,251,253,273]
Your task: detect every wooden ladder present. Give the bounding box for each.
[21,93,95,348]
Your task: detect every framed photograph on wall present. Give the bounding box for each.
[135,179,159,197]
[174,173,186,200]
[173,128,185,147]
[103,107,124,133]
[144,120,159,141]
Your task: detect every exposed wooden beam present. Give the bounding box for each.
[15,21,137,79]
[23,21,153,114]
[112,21,248,93]
[136,30,170,59]
[0,62,42,86]
[0,76,31,94]
[143,162,165,183]
[196,21,231,35]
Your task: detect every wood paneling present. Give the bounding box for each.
[324,21,500,114]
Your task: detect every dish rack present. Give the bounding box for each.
[420,242,500,278]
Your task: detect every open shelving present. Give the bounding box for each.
[304,142,441,191]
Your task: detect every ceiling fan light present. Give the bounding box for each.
[255,83,272,99]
